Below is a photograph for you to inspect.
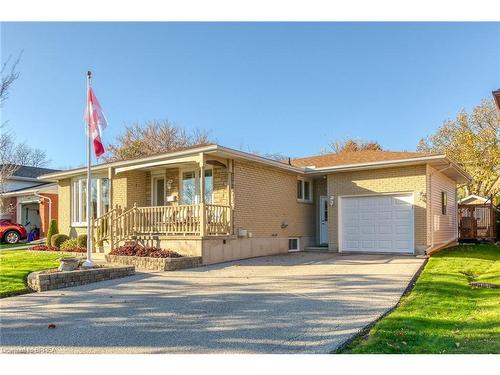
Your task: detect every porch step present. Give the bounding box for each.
[303,246,330,252]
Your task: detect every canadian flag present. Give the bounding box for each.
[84,87,107,158]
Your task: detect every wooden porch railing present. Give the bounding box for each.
[93,203,232,249]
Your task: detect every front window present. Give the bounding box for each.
[71,177,110,225]
[304,180,310,201]
[101,178,110,213]
[180,169,214,205]
[296,178,312,203]
[297,180,303,199]
[181,171,197,204]
[204,169,213,204]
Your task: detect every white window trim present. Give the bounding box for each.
[296,177,313,203]
[179,166,213,205]
[71,176,108,227]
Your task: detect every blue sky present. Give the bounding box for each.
[1,22,499,169]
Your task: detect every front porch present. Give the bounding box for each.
[93,202,232,251]
[91,151,234,251]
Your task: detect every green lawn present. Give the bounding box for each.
[0,242,30,250]
[343,244,500,354]
[0,250,76,297]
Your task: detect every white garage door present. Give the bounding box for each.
[340,194,414,254]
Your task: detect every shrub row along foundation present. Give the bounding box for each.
[105,254,202,271]
[27,266,135,292]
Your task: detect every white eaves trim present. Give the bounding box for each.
[38,145,220,180]
[38,144,304,181]
[303,154,471,182]
[38,144,471,183]
[0,183,58,197]
[304,154,447,173]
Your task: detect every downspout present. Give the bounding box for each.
[34,192,52,236]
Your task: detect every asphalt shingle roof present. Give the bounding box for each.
[0,165,60,179]
[290,150,435,168]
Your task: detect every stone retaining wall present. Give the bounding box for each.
[105,254,202,271]
[27,266,135,292]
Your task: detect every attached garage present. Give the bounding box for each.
[339,193,414,254]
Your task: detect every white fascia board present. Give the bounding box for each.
[38,144,220,180]
[0,183,58,197]
[304,155,448,174]
[9,176,40,182]
[115,155,203,174]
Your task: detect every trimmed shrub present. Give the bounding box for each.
[46,219,58,246]
[51,234,69,248]
[60,239,78,250]
[77,234,87,248]
[110,244,182,258]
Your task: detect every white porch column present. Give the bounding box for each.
[227,159,233,235]
[198,153,206,236]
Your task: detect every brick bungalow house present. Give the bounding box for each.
[39,144,469,264]
[1,165,59,237]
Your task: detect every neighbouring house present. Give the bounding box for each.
[39,144,470,264]
[0,165,60,237]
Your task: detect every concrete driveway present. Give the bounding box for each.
[0,252,425,354]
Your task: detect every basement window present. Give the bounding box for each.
[288,238,300,252]
[441,191,448,215]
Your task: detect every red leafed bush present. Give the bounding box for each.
[110,244,182,258]
[29,245,86,253]
[63,247,86,253]
[29,245,59,251]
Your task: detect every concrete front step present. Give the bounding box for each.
[303,246,331,252]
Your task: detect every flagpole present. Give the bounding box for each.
[83,70,94,268]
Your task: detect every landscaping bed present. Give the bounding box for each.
[105,244,201,271]
[28,244,86,253]
[341,244,500,354]
[27,265,135,292]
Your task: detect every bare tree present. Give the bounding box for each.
[0,54,21,197]
[105,120,213,161]
[0,128,18,194]
[324,138,383,153]
[0,56,21,107]
[0,51,48,198]
[9,142,49,167]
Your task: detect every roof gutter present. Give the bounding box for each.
[0,183,58,197]
[40,144,305,180]
[38,144,220,180]
[303,155,449,174]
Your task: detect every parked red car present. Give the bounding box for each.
[0,219,27,244]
